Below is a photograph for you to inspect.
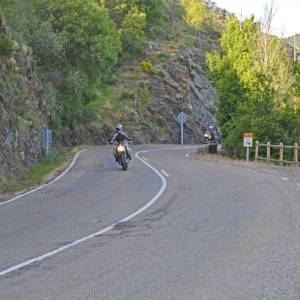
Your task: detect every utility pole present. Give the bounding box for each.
[294,33,297,62]
[239,8,243,30]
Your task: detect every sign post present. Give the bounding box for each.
[243,133,253,161]
[177,112,187,145]
[42,128,52,159]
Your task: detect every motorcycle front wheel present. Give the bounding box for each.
[120,154,128,171]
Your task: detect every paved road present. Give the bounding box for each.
[0,145,299,299]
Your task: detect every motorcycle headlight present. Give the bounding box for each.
[117,145,125,152]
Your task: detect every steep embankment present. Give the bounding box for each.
[84,4,220,144]
[0,17,46,180]
[0,0,221,181]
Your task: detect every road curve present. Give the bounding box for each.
[0,145,299,300]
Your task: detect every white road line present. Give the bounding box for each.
[0,149,167,277]
[0,149,87,207]
[281,177,289,181]
[247,169,252,171]
[161,170,170,177]
[297,183,300,186]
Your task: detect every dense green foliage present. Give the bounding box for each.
[207,17,300,157]
[3,0,299,159]
[1,0,165,143]
[121,7,147,54]
[181,0,207,30]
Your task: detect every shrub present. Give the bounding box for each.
[139,83,151,105]
[140,60,153,73]
[120,89,135,100]
[121,7,147,55]
[0,36,16,56]
[158,53,169,62]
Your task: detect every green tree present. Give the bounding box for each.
[139,0,165,30]
[207,16,300,157]
[7,0,122,141]
[46,0,121,81]
[121,7,146,54]
[180,0,207,30]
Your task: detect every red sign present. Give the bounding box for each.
[243,133,253,138]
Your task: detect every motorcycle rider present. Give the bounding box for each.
[111,124,132,161]
[204,125,215,143]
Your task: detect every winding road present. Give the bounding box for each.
[0,145,299,299]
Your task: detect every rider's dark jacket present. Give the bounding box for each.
[111,131,130,143]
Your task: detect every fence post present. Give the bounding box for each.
[267,142,271,164]
[255,141,259,161]
[279,142,284,166]
[295,143,298,165]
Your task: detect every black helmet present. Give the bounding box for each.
[115,124,122,133]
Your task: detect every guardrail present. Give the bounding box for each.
[255,141,300,165]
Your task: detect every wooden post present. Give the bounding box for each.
[279,143,284,166]
[255,141,259,161]
[295,143,298,164]
[267,142,271,164]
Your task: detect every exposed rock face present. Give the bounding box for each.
[89,43,219,145]
[0,103,41,178]
[0,20,46,179]
[134,46,217,144]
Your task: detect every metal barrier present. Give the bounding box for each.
[255,141,299,165]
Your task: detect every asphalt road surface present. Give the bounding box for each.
[0,145,299,300]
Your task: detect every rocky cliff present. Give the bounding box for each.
[0,16,46,179]
[0,4,220,179]
[84,33,219,145]
[145,43,217,144]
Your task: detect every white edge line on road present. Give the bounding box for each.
[281,177,289,181]
[0,149,167,277]
[161,170,170,178]
[0,149,88,207]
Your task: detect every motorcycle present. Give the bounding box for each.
[204,131,215,144]
[114,141,130,171]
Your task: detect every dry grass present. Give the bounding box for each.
[0,146,87,201]
[197,151,300,182]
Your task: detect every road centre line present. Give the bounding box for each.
[0,149,168,277]
[161,170,170,177]
[0,149,87,207]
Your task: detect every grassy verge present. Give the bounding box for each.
[0,147,83,199]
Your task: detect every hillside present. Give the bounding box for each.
[84,33,219,145]
[69,0,224,145]
[0,0,224,180]
[0,16,47,179]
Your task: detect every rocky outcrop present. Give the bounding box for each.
[0,17,46,179]
[84,40,218,145]
[132,44,217,144]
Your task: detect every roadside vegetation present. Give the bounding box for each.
[0,148,76,196]
[1,0,299,165]
[207,6,300,158]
